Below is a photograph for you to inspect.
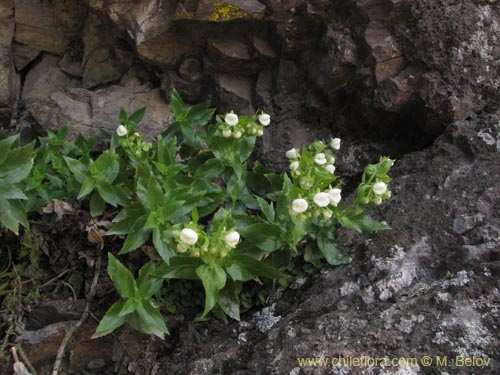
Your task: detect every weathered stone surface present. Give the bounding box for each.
[175,0,266,22]
[0,0,16,123]
[178,57,203,82]
[161,71,202,103]
[23,54,172,139]
[14,0,86,59]
[214,73,254,115]
[136,28,197,68]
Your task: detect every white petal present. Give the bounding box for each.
[258,113,271,126]
[314,153,327,165]
[225,113,239,126]
[117,125,128,137]
[326,164,335,174]
[313,192,330,207]
[330,138,341,150]
[373,182,387,195]
[180,228,198,245]
[290,161,300,171]
[292,198,308,213]
[222,129,232,138]
[225,231,240,248]
[286,148,297,159]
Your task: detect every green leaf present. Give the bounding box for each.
[196,264,227,317]
[129,300,169,339]
[119,227,151,254]
[78,177,96,198]
[225,254,287,282]
[0,181,27,200]
[108,205,147,235]
[128,107,146,125]
[235,136,256,162]
[255,196,275,222]
[316,233,351,265]
[157,136,178,166]
[63,156,89,183]
[92,301,127,338]
[0,135,17,165]
[153,256,203,280]
[107,253,136,299]
[119,107,128,124]
[239,223,282,252]
[93,151,120,183]
[119,298,140,317]
[152,227,176,264]
[0,198,28,234]
[218,281,240,321]
[96,180,119,206]
[170,89,186,119]
[0,142,34,183]
[90,192,106,217]
[137,262,163,299]
[185,100,215,128]
[339,213,391,233]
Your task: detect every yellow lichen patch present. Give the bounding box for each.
[209,1,248,22]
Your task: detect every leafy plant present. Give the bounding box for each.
[0,135,34,234]
[0,90,395,340]
[93,253,168,339]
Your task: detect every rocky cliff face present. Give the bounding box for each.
[1,0,499,374]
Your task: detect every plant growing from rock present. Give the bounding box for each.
[0,90,395,339]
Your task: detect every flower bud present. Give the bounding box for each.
[300,178,312,189]
[257,129,264,136]
[372,182,387,195]
[292,198,308,213]
[225,112,238,126]
[314,153,327,165]
[328,156,336,164]
[234,131,242,139]
[286,148,298,159]
[330,138,341,150]
[258,113,271,126]
[180,228,198,245]
[117,125,128,137]
[313,192,330,207]
[323,210,333,219]
[177,243,188,253]
[374,196,383,205]
[290,161,300,171]
[325,164,335,174]
[222,129,232,138]
[225,231,240,248]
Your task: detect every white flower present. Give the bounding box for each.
[180,228,198,245]
[325,164,335,174]
[234,131,242,139]
[314,153,327,165]
[330,138,341,150]
[286,148,298,159]
[313,192,330,207]
[225,112,239,126]
[117,125,128,137]
[327,188,342,206]
[222,129,232,138]
[292,198,308,213]
[225,231,240,248]
[290,161,300,171]
[257,129,264,136]
[373,182,387,195]
[258,113,271,126]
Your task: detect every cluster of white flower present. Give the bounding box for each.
[177,227,240,257]
[287,138,344,220]
[221,111,271,139]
